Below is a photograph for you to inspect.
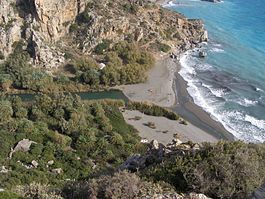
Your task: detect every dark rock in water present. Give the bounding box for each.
[201,0,222,2]
[199,51,207,58]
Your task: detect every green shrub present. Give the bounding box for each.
[0,191,22,199]
[0,51,4,60]
[62,171,164,199]
[143,141,265,199]
[94,40,111,54]
[127,101,179,120]
[159,42,171,53]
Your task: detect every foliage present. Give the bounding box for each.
[70,41,154,88]
[143,141,265,199]
[62,171,165,199]
[127,101,180,120]
[0,191,23,199]
[0,94,141,189]
[94,40,111,54]
[0,51,4,60]
[16,182,63,199]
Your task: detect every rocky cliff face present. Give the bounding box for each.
[0,0,207,69]
[73,0,208,54]
[0,0,87,68]
[32,0,86,42]
[0,0,23,58]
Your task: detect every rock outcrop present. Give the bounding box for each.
[0,0,87,68]
[73,0,208,53]
[0,0,23,57]
[9,139,37,158]
[0,0,207,69]
[32,0,86,42]
[120,139,200,171]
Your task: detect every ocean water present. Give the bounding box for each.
[165,0,265,142]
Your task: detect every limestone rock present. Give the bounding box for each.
[150,140,159,150]
[9,139,37,158]
[0,0,23,57]
[144,192,212,199]
[31,160,39,168]
[33,0,86,42]
[52,168,63,174]
[0,166,10,173]
[47,160,54,165]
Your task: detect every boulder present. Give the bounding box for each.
[52,168,63,174]
[31,160,39,168]
[199,51,207,58]
[47,160,54,165]
[0,166,10,173]
[9,139,37,158]
[150,140,159,150]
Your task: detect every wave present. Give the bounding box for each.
[237,98,258,107]
[245,115,265,130]
[179,50,265,143]
[210,47,225,53]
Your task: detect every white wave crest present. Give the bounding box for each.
[178,51,265,143]
[237,98,258,107]
[245,115,265,130]
[210,47,225,53]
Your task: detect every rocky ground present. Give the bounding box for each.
[0,0,207,71]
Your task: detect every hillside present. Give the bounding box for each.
[0,0,207,93]
[1,0,264,199]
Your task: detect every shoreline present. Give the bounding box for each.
[173,64,235,140]
[120,55,234,143]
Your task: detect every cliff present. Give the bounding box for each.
[0,0,207,69]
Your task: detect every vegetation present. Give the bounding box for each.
[0,40,154,93]
[62,171,166,199]
[142,141,265,199]
[71,41,154,88]
[0,94,141,189]
[127,101,180,120]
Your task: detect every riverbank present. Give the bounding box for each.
[119,55,234,143]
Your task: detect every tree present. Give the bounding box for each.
[0,100,13,123]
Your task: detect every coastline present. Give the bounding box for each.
[173,65,235,140]
[120,55,234,143]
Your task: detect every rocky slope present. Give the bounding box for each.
[0,0,87,68]
[0,0,207,69]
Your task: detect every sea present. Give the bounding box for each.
[165,0,265,142]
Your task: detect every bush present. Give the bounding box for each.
[159,43,171,53]
[16,182,63,199]
[94,40,111,54]
[63,171,164,199]
[0,51,4,60]
[0,191,22,199]
[143,141,265,199]
[127,101,179,120]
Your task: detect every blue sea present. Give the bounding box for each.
[165,0,265,142]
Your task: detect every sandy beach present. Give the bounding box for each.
[120,55,234,144]
[123,110,218,145]
[119,58,177,108]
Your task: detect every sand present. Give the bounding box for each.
[119,58,177,107]
[123,110,218,145]
[119,55,234,144]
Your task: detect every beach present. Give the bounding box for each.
[123,110,218,145]
[119,57,177,108]
[120,55,234,144]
